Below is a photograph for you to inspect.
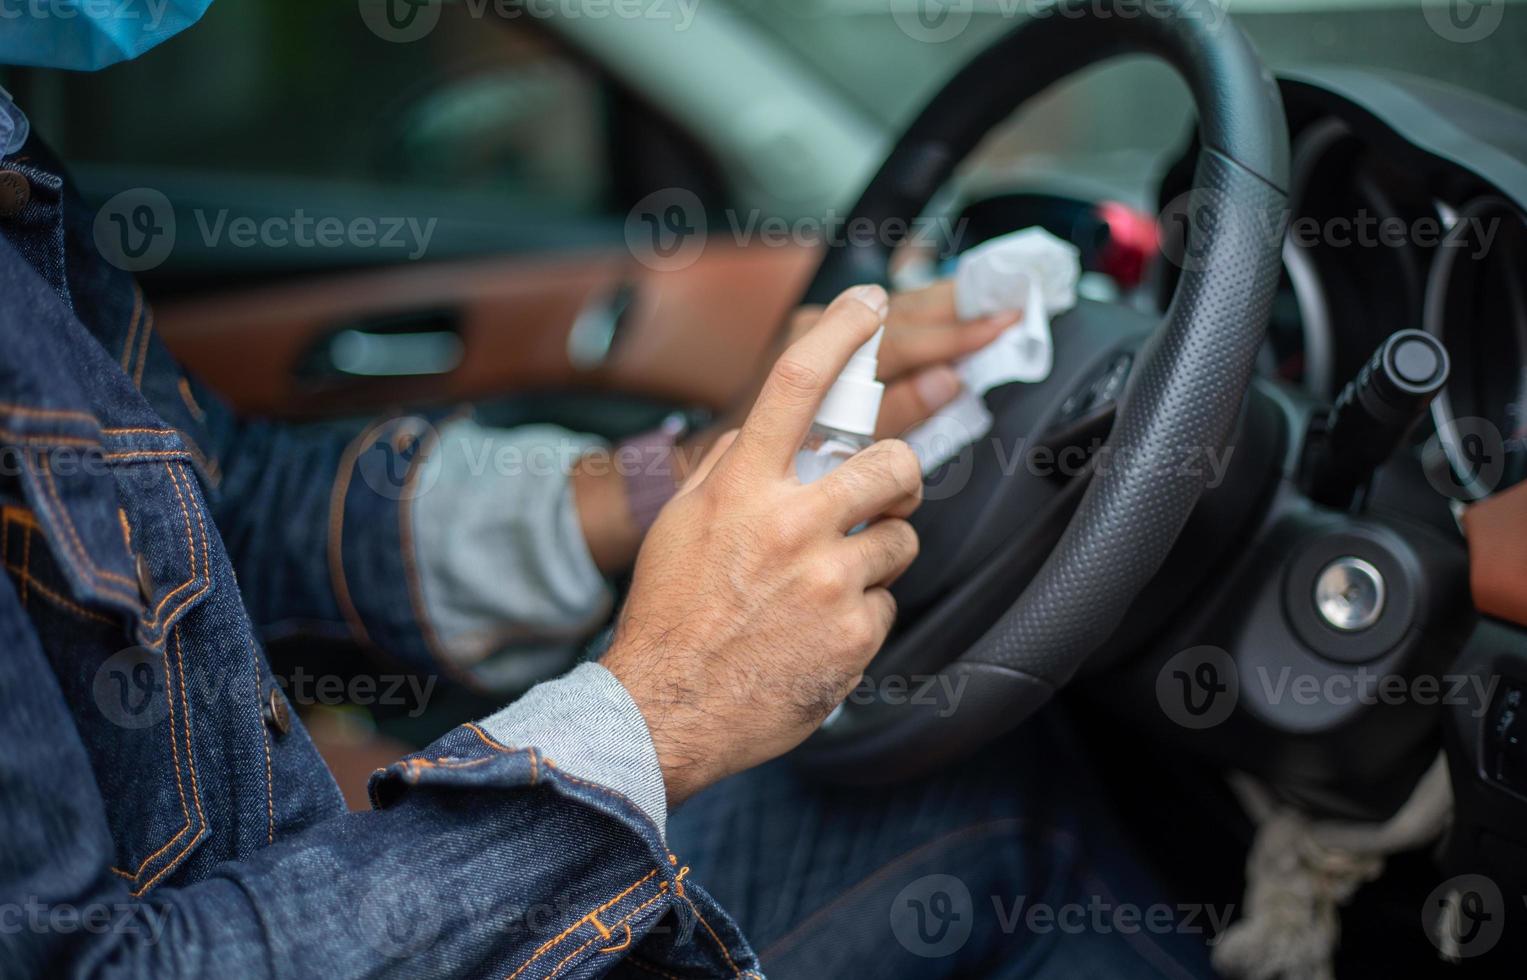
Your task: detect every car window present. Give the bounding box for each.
[9,2,615,219]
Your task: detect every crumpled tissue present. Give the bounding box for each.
[905,228,1082,474]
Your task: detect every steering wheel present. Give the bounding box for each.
[797,0,1290,780]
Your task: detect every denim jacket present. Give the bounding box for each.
[0,140,762,978]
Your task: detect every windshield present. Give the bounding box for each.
[721,0,1527,124]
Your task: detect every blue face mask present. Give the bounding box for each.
[0,0,214,71]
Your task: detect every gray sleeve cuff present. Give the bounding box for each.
[410,420,614,679]
[477,662,669,838]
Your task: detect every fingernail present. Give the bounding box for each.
[846,284,890,318]
[913,365,961,408]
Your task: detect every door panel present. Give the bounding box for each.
[156,244,818,418]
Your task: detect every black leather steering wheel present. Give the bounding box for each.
[798,0,1290,780]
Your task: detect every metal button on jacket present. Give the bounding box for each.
[264,687,291,736]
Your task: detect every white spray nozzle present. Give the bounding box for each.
[814,325,885,438]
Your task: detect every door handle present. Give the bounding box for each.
[301,308,464,379]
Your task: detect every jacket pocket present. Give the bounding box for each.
[4,435,217,894]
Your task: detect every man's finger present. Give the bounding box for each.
[843,517,919,588]
[734,284,889,473]
[677,428,738,495]
[876,365,961,438]
[812,438,923,530]
[877,311,1018,380]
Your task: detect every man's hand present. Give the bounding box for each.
[602,285,923,807]
[673,281,1020,484]
[785,279,1019,437]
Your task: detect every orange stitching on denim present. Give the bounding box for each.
[0,402,99,424]
[595,921,633,954]
[121,284,144,371]
[102,450,192,462]
[2,505,39,530]
[328,419,390,648]
[177,378,206,422]
[132,306,154,389]
[16,526,24,606]
[117,509,133,554]
[397,420,452,675]
[682,895,743,977]
[35,462,139,595]
[463,722,510,752]
[131,627,207,896]
[138,462,212,636]
[111,631,195,882]
[0,429,99,448]
[588,911,612,941]
[505,869,662,980]
[4,566,114,624]
[543,892,665,979]
[248,635,275,845]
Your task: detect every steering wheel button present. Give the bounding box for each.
[1314,556,1386,631]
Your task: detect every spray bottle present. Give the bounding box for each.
[795,326,885,484]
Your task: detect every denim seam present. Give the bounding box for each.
[326,418,390,648]
[141,462,211,635]
[3,561,113,624]
[680,893,751,978]
[506,869,664,980]
[177,378,206,422]
[37,461,137,592]
[119,282,144,372]
[397,418,451,676]
[129,624,208,896]
[131,306,153,389]
[544,885,670,979]
[108,624,198,884]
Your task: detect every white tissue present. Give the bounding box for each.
[905,228,1081,474]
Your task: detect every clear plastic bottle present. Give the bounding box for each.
[795,325,885,484]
